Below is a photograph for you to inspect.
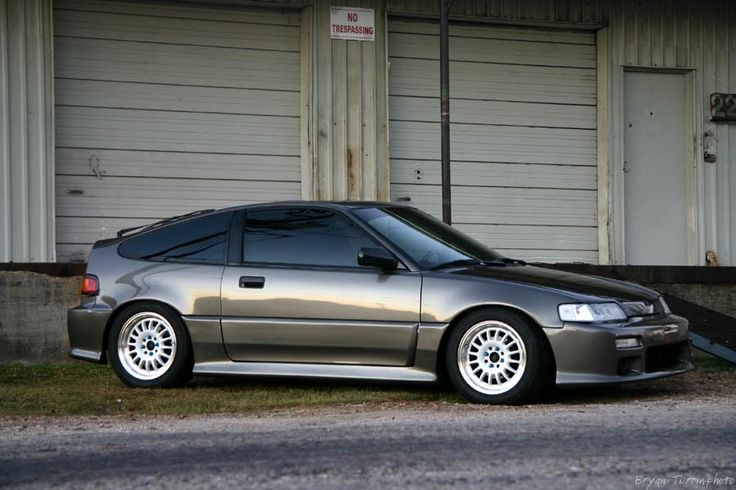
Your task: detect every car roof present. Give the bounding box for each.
[210,201,408,215]
[114,201,407,240]
[220,200,408,212]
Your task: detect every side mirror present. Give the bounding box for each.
[357,247,398,271]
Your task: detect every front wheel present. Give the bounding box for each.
[108,303,192,388]
[445,309,552,404]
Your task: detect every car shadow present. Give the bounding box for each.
[187,374,690,406]
[539,377,690,405]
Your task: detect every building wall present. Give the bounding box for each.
[0,0,55,262]
[307,0,391,201]
[606,0,736,266]
[0,0,734,264]
[386,0,607,26]
[388,0,736,266]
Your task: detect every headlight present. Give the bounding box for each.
[558,303,627,322]
[659,296,671,314]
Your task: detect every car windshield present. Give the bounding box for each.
[352,207,504,270]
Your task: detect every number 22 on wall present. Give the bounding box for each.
[710,93,736,122]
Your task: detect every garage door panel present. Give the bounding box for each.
[55,2,302,261]
[390,121,595,165]
[56,149,300,182]
[56,176,301,219]
[390,160,596,189]
[389,32,595,68]
[56,106,299,156]
[388,19,597,263]
[455,224,597,251]
[56,79,299,117]
[493,249,598,263]
[55,9,300,52]
[389,58,596,105]
[56,216,158,245]
[56,244,97,262]
[56,0,301,26]
[389,95,595,129]
[55,37,299,91]
[390,184,597,227]
[388,19,595,45]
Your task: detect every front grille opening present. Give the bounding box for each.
[645,341,689,373]
[617,356,642,376]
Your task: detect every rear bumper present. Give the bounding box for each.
[67,305,111,363]
[546,314,693,387]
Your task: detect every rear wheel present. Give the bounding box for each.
[446,308,552,404]
[108,303,192,388]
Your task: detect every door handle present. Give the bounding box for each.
[239,276,265,289]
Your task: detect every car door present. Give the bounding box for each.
[220,205,422,366]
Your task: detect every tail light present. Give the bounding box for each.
[80,274,99,296]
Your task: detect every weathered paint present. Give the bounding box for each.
[308,0,390,201]
[0,271,80,362]
[0,0,54,262]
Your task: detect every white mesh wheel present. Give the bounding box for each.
[457,320,527,395]
[117,311,177,381]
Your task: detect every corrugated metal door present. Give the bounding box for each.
[388,19,598,263]
[53,0,302,261]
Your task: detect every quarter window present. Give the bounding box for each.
[243,208,378,267]
[118,212,231,264]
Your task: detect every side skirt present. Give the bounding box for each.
[193,361,438,383]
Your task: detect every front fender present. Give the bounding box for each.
[420,272,581,328]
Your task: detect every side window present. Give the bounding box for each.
[119,212,232,264]
[244,208,378,267]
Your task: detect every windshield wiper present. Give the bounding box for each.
[499,257,527,266]
[484,258,527,266]
[430,259,486,270]
[430,257,526,270]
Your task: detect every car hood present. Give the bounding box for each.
[448,264,660,302]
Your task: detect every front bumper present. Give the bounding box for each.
[546,314,693,386]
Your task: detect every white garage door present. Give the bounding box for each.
[388,19,598,263]
[54,0,302,261]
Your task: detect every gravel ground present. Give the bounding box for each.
[1,382,735,490]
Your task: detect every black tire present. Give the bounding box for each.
[107,302,193,388]
[445,308,553,404]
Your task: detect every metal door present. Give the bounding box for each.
[623,71,692,265]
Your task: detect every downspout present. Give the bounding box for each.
[439,0,451,225]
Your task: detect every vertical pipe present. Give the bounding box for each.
[439,0,451,224]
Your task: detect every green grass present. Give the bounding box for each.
[0,362,461,417]
[691,349,736,372]
[0,352,731,417]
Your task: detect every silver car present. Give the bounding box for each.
[68,202,692,404]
